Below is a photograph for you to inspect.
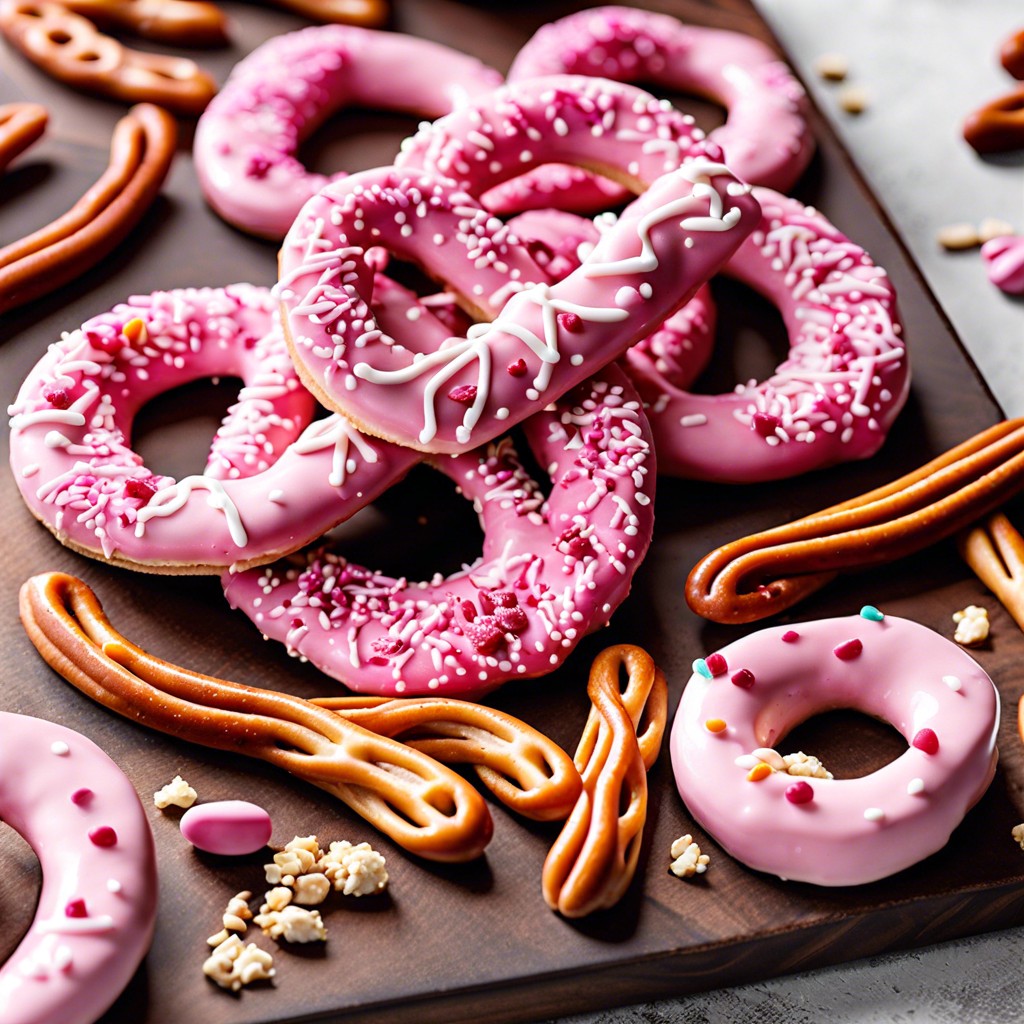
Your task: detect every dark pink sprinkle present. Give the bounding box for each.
[731,668,756,690]
[752,412,781,438]
[42,384,71,409]
[507,358,527,377]
[447,384,478,405]
[557,312,583,333]
[785,780,814,805]
[781,630,800,643]
[705,652,728,677]
[912,728,939,755]
[70,787,93,807]
[65,899,88,918]
[123,477,158,503]
[88,826,117,848]
[833,638,863,661]
[370,636,405,658]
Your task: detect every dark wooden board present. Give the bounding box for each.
[3,2,1024,1023]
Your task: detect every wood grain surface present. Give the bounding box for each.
[2,2,1024,1023]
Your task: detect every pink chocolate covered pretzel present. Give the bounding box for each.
[491,5,813,214]
[194,24,502,239]
[982,234,1024,295]
[222,363,656,698]
[280,76,760,454]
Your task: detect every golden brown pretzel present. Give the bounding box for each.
[0,102,175,314]
[20,572,493,863]
[963,85,1024,155]
[58,0,228,46]
[960,512,1024,632]
[0,0,216,114]
[1003,29,1024,80]
[252,0,387,29]
[541,645,667,918]
[687,418,1024,624]
[0,101,47,173]
[312,695,582,821]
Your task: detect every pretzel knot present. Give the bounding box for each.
[19,572,494,862]
[542,645,667,918]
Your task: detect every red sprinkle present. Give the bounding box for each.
[447,384,478,405]
[557,312,583,333]
[731,668,756,690]
[912,728,939,755]
[65,899,88,918]
[124,477,158,503]
[752,412,781,438]
[42,384,71,409]
[70,787,93,807]
[705,652,728,677]
[506,358,527,377]
[88,826,118,848]
[781,630,800,643]
[785,781,814,805]
[833,638,863,661]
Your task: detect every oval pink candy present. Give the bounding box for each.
[179,800,272,856]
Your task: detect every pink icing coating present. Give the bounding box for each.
[179,800,273,856]
[280,76,760,454]
[981,234,1024,295]
[8,285,425,572]
[194,25,502,239]
[670,614,999,886]
[222,364,655,697]
[0,712,157,1024]
[490,6,814,214]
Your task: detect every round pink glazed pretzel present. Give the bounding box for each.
[0,712,157,1024]
[193,24,502,239]
[670,612,999,886]
[280,76,760,454]
[222,363,656,698]
[490,6,813,215]
[7,284,426,572]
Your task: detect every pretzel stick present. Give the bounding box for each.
[0,101,47,173]
[960,512,1024,633]
[59,0,228,46]
[20,573,493,862]
[0,1,217,114]
[0,102,175,314]
[252,0,387,29]
[687,418,1024,624]
[312,695,582,821]
[541,645,667,918]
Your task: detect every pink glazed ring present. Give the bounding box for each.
[487,5,813,214]
[194,25,502,239]
[669,612,999,886]
[222,363,656,698]
[0,712,157,1024]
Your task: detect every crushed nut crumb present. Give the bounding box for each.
[292,872,331,906]
[838,85,869,114]
[153,775,197,810]
[261,886,293,914]
[203,934,275,990]
[783,752,833,780]
[254,905,327,943]
[319,840,389,897]
[953,605,990,646]
[669,835,710,878]
[1012,824,1024,849]
[207,891,254,947]
[814,52,849,81]
[937,223,981,251]
[265,835,320,885]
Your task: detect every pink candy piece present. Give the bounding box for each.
[981,235,1024,295]
[179,800,273,856]
[194,25,502,239]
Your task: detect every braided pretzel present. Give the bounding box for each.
[0,103,175,314]
[687,418,1024,624]
[58,0,227,46]
[0,0,216,114]
[312,696,581,821]
[19,572,494,862]
[0,101,46,173]
[541,645,667,918]
[960,512,1024,632]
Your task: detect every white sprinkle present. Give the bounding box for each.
[943,674,963,692]
[863,807,885,822]
[907,778,925,796]
[50,741,70,756]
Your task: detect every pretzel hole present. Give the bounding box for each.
[47,28,72,43]
[17,5,44,16]
[776,709,907,780]
[0,825,39,967]
[76,50,101,61]
[301,108,420,179]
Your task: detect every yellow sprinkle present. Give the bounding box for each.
[122,318,147,346]
[746,763,774,782]
[705,718,727,734]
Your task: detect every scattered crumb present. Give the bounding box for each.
[320,840,389,897]
[253,905,327,944]
[292,872,331,906]
[669,835,710,878]
[1013,824,1024,849]
[782,751,833,780]
[814,52,849,81]
[207,891,254,947]
[203,935,275,991]
[953,604,990,646]
[838,85,869,114]
[153,775,197,810]
[979,218,1016,243]
[938,223,981,251]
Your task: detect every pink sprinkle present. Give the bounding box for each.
[88,826,118,848]
[752,412,781,438]
[912,728,939,755]
[731,668,756,690]
[557,312,583,333]
[833,638,863,661]
[705,652,728,677]
[42,384,71,409]
[70,787,93,807]
[447,384,478,405]
[507,358,527,377]
[781,630,800,643]
[785,781,814,805]
[65,899,88,918]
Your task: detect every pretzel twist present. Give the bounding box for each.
[960,512,1024,632]
[0,102,175,314]
[19,572,494,862]
[58,0,227,46]
[312,696,582,821]
[253,0,387,29]
[963,85,1024,155]
[0,101,47,173]
[0,0,217,114]
[541,645,667,918]
[687,418,1024,624]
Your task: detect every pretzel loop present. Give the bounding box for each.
[0,101,47,173]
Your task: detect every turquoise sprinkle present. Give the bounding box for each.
[693,658,712,679]
[860,605,884,622]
